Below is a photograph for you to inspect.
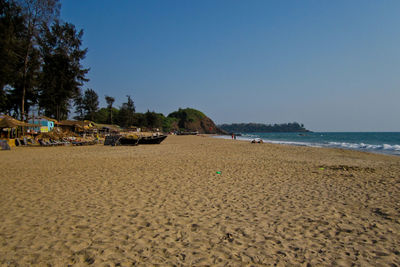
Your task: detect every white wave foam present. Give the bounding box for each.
[213,135,400,155]
[328,142,382,150]
[327,141,400,152]
[383,144,400,151]
[262,139,320,147]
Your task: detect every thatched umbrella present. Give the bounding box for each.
[0,117,37,128]
[0,117,38,138]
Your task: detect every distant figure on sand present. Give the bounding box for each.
[251,138,263,144]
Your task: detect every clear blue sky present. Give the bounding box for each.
[61,1,400,132]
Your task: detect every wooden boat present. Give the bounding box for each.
[104,133,166,145]
[104,135,139,146]
[138,135,167,144]
[118,136,139,146]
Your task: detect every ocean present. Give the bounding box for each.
[217,132,400,156]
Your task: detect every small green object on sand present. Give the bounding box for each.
[216,171,222,174]
[319,168,325,170]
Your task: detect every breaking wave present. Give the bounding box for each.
[215,134,400,155]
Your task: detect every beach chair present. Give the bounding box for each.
[15,138,21,146]
[62,138,71,145]
[49,139,62,146]
[28,138,36,145]
[0,140,11,150]
[26,138,39,147]
[38,139,51,147]
[59,139,69,146]
[72,140,83,146]
[22,137,28,146]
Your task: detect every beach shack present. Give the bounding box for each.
[28,116,57,133]
[92,123,121,135]
[57,120,96,134]
[0,115,37,147]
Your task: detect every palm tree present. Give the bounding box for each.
[105,95,115,124]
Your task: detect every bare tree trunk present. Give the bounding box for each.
[21,46,30,122]
[56,105,59,122]
[21,18,33,123]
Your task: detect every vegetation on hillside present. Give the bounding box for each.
[218,122,310,133]
[167,108,206,129]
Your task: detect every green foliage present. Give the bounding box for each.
[93,107,176,132]
[131,111,176,132]
[117,95,135,128]
[131,113,146,127]
[73,89,84,120]
[0,0,24,93]
[38,21,89,120]
[105,95,115,124]
[162,116,178,132]
[93,108,107,124]
[11,0,60,120]
[218,122,310,133]
[168,108,205,128]
[92,107,119,124]
[83,88,99,121]
[144,110,164,129]
[168,108,205,121]
[88,105,205,133]
[0,0,41,118]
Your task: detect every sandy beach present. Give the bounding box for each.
[0,135,399,266]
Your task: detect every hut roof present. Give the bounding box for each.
[57,120,94,129]
[92,123,121,132]
[28,115,58,122]
[0,117,37,128]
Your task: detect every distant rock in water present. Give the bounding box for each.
[168,108,226,134]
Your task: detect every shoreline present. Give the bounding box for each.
[213,133,400,157]
[1,135,400,265]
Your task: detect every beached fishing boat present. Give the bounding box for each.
[104,134,166,145]
[118,136,140,146]
[138,135,167,144]
[104,135,139,146]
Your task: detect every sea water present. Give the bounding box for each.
[217,132,400,156]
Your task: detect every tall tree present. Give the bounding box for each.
[145,110,163,129]
[15,0,60,120]
[0,0,26,114]
[0,0,20,88]
[73,88,84,120]
[117,95,135,128]
[38,21,89,120]
[105,95,114,124]
[82,88,98,121]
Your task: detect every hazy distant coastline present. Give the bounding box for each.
[218,122,310,133]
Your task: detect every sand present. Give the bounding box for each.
[0,135,400,266]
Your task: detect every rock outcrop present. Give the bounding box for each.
[168,108,226,134]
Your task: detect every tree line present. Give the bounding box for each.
[0,1,213,133]
[66,89,177,132]
[218,122,310,133]
[0,0,89,121]
[0,0,171,131]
